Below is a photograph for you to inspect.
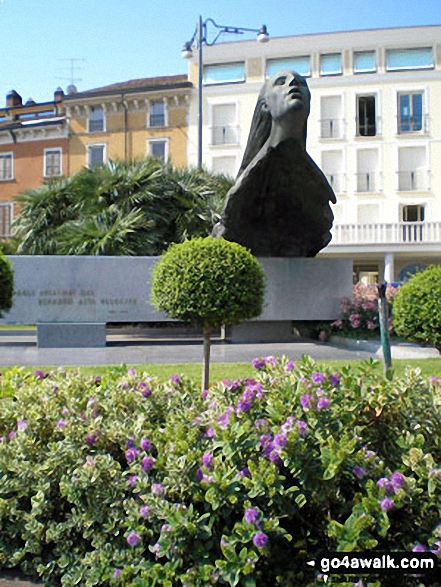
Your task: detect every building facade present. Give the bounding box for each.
[64,75,192,175]
[186,25,441,283]
[0,89,68,237]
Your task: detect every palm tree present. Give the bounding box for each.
[13,158,233,256]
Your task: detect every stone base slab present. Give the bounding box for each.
[37,323,107,348]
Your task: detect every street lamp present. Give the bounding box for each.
[182,16,269,167]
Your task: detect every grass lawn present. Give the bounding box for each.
[1,358,441,387]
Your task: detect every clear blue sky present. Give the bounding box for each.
[1,0,440,104]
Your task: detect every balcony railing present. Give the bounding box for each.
[319,118,345,139]
[397,170,430,191]
[397,114,429,134]
[210,125,240,146]
[355,172,380,193]
[330,221,441,246]
[325,173,346,193]
[149,114,166,127]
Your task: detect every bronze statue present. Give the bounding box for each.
[213,70,336,257]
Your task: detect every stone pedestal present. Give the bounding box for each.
[37,322,107,348]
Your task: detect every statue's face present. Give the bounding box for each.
[264,70,310,123]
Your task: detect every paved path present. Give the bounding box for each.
[0,330,438,367]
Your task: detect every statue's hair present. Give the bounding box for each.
[237,71,309,178]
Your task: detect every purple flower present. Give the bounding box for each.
[128,475,139,487]
[137,382,152,397]
[217,407,235,429]
[17,420,27,432]
[152,483,164,495]
[202,452,214,469]
[317,397,330,410]
[56,419,66,428]
[380,497,395,511]
[259,434,272,449]
[377,477,395,495]
[142,456,155,471]
[126,448,140,463]
[139,506,150,519]
[412,543,426,552]
[237,397,253,413]
[196,467,204,482]
[126,438,136,449]
[353,465,366,479]
[312,372,326,385]
[269,451,282,465]
[140,438,152,451]
[128,368,137,376]
[8,431,16,440]
[95,377,102,385]
[34,370,46,380]
[285,360,295,372]
[390,472,406,489]
[238,467,251,478]
[265,356,277,366]
[244,507,260,525]
[252,357,265,370]
[297,420,308,436]
[274,433,288,447]
[329,373,341,387]
[85,432,99,446]
[253,532,268,548]
[255,419,268,430]
[169,374,181,385]
[300,394,313,409]
[113,568,122,579]
[61,407,70,415]
[126,531,142,547]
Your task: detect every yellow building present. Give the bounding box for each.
[64,75,192,173]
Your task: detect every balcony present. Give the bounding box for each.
[355,172,380,193]
[210,125,239,146]
[319,118,345,139]
[325,173,346,193]
[330,221,441,246]
[397,170,430,191]
[397,114,429,134]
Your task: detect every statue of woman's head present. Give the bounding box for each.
[237,70,310,177]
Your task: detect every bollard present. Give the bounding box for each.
[377,282,393,379]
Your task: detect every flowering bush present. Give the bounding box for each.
[330,283,398,338]
[393,265,441,351]
[0,248,13,316]
[0,359,440,586]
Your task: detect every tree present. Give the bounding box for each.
[393,265,441,351]
[151,237,265,390]
[0,249,14,317]
[13,159,232,256]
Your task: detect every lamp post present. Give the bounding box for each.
[182,16,269,168]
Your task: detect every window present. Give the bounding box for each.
[401,205,425,242]
[211,104,238,145]
[149,101,166,127]
[320,53,342,76]
[148,139,168,162]
[211,156,237,178]
[88,106,105,132]
[44,149,62,178]
[356,149,380,192]
[353,51,376,73]
[0,203,13,237]
[203,62,245,85]
[320,96,344,138]
[321,150,345,193]
[386,47,434,71]
[398,146,428,191]
[87,144,105,167]
[398,92,424,133]
[0,153,13,180]
[267,56,311,78]
[357,95,377,136]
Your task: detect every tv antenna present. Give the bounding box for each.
[58,58,86,92]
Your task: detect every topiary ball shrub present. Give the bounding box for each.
[393,265,441,351]
[151,237,265,389]
[151,237,265,329]
[0,360,440,586]
[0,249,13,316]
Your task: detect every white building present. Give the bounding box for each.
[185,25,441,283]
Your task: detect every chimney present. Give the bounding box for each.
[6,90,23,107]
[54,87,64,102]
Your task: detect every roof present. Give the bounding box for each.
[65,74,192,99]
